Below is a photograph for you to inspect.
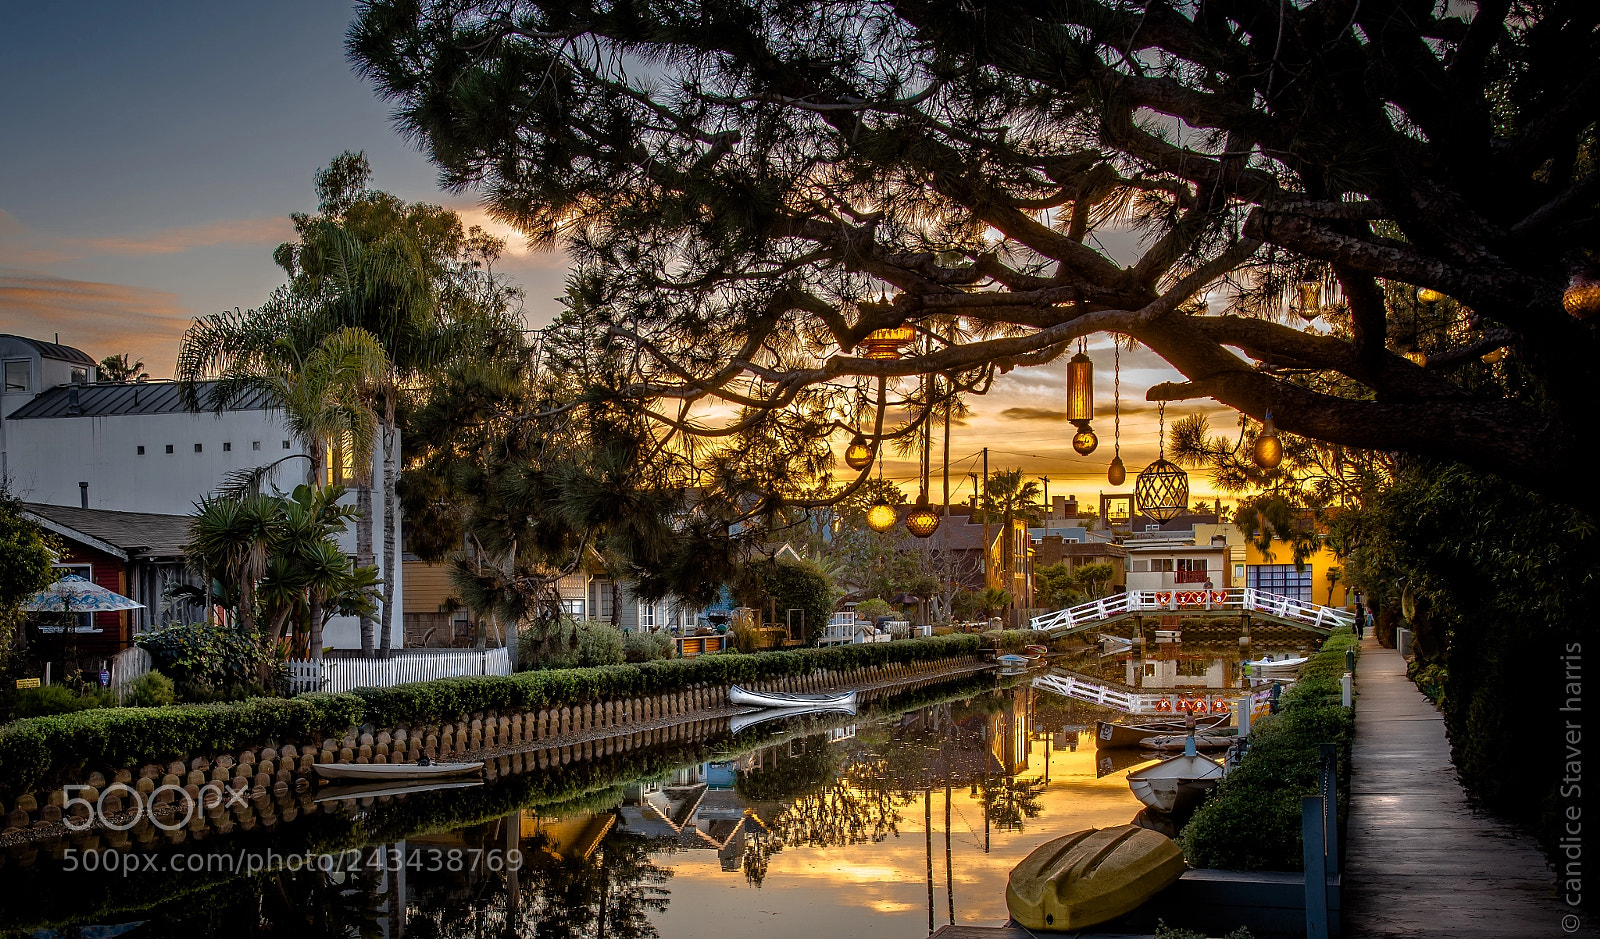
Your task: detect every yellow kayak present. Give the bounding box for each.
[1005,825,1187,931]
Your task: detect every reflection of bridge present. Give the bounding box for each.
[1028,587,1354,638]
[1031,669,1275,717]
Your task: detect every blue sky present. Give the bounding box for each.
[0,1,1225,500]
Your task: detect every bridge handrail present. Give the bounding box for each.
[1029,586,1354,633]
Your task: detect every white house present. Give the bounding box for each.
[0,334,401,650]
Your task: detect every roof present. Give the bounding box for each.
[23,503,192,560]
[7,380,276,420]
[0,334,96,366]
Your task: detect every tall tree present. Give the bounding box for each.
[350,1,1600,508]
[97,353,148,382]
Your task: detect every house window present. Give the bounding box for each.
[1145,524,1161,532]
[70,366,88,384]
[165,445,174,454]
[597,585,614,621]
[223,442,231,452]
[1247,564,1313,602]
[282,440,291,449]
[639,602,656,628]
[137,446,145,455]
[252,441,261,451]
[194,443,202,453]
[1177,559,1208,571]
[561,598,585,618]
[3,360,29,393]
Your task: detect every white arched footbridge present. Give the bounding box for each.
[1028,587,1354,638]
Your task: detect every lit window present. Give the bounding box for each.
[325,436,355,486]
[3,360,29,393]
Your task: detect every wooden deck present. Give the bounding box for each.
[1344,635,1593,937]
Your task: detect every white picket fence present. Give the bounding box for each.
[109,646,153,703]
[286,648,513,695]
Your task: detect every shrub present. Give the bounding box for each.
[1179,629,1357,871]
[520,620,627,670]
[854,598,893,622]
[623,629,675,663]
[981,629,1037,652]
[136,621,269,698]
[11,685,102,718]
[125,670,177,708]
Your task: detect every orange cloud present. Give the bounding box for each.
[0,209,293,265]
[0,272,193,376]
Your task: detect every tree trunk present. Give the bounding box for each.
[357,484,375,656]
[378,399,398,659]
[309,591,325,664]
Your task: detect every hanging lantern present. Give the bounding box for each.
[858,326,916,360]
[1066,348,1097,454]
[905,493,941,538]
[844,434,874,470]
[1107,455,1126,486]
[1403,349,1429,367]
[1135,403,1188,523]
[1295,282,1322,321]
[865,501,898,533]
[1565,270,1600,320]
[1480,347,1505,364]
[1415,287,1444,304]
[1252,411,1284,470]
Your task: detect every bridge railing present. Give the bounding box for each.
[1028,587,1355,634]
[1033,669,1282,717]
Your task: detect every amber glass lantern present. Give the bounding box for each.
[1066,349,1097,454]
[844,434,874,470]
[1072,426,1099,455]
[1251,411,1284,470]
[1566,270,1600,320]
[905,494,941,538]
[1295,282,1322,321]
[1415,287,1444,304]
[858,326,916,360]
[1107,455,1126,486]
[865,501,899,532]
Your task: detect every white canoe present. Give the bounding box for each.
[314,778,483,803]
[313,761,484,781]
[1247,654,1309,673]
[1126,753,1224,813]
[730,704,856,734]
[729,686,857,709]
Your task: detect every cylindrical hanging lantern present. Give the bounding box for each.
[858,326,916,360]
[865,501,899,532]
[1107,455,1126,486]
[1135,459,1189,523]
[1066,352,1094,422]
[844,434,874,470]
[1295,282,1322,321]
[1251,411,1284,470]
[905,493,941,538]
[1566,270,1600,320]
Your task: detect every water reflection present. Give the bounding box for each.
[8,683,1156,939]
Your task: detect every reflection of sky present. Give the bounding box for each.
[651,739,1148,937]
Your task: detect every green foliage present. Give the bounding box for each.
[11,685,104,719]
[735,558,838,644]
[0,487,58,647]
[1406,658,1447,710]
[125,670,177,708]
[980,630,1036,652]
[1034,563,1086,611]
[1180,630,1357,871]
[1153,924,1254,939]
[136,622,271,700]
[622,629,675,663]
[853,598,893,621]
[520,620,627,670]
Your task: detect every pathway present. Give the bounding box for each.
[1345,635,1590,937]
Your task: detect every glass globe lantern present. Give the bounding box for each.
[858,326,916,360]
[1107,455,1126,486]
[844,434,874,470]
[1566,270,1600,320]
[865,501,899,532]
[1072,425,1099,455]
[905,494,941,538]
[1251,411,1284,470]
[1295,282,1323,321]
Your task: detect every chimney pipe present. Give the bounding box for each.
[79,481,88,509]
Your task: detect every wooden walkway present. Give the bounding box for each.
[1345,635,1591,937]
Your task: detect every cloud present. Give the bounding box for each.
[0,209,294,265]
[0,271,193,375]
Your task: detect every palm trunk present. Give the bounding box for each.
[309,591,325,663]
[378,399,398,658]
[357,484,375,656]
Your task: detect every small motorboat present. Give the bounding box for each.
[1005,825,1187,931]
[728,686,857,709]
[1094,715,1229,749]
[729,703,856,734]
[1126,745,1224,814]
[314,778,483,804]
[313,760,484,782]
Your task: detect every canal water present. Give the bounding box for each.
[4,642,1305,938]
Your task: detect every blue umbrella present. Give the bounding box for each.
[24,574,143,632]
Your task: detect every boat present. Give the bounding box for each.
[1094,715,1229,749]
[1095,747,1157,779]
[1126,749,1224,813]
[729,703,856,734]
[1141,731,1236,751]
[728,686,858,709]
[1022,644,1050,658]
[1005,825,1188,931]
[313,760,484,781]
[1247,654,1309,677]
[314,778,483,803]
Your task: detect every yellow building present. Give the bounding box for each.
[1242,536,1348,608]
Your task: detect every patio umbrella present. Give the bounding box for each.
[24,573,144,633]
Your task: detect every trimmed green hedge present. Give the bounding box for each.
[1179,629,1358,871]
[0,636,981,797]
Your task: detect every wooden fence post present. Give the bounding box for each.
[1303,795,1329,939]
[1321,742,1339,875]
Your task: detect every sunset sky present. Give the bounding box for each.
[0,1,1232,504]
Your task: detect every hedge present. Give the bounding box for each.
[0,635,981,797]
[1178,628,1358,871]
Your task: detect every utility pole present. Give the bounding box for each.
[981,447,990,591]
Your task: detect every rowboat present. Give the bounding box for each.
[729,703,855,735]
[314,778,483,803]
[1095,747,1157,779]
[1141,731,1236,751]
[728,686,857,709]
[1126,751,1224,813]
[1005,825,1188,931]
[313,760,484,781]
[1247,654,1309,677]
[1022,644,1050,658]
[1094,715,1229,749]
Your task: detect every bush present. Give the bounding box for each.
[125,670,177,708]
[136,622,270,699]
[520,620,627,670]
[981,629,1037,652]
[623,629,675,663]
[11,685,103,719]
[1179,629,1358,871]
[854,598,893,621]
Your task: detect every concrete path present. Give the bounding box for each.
[1345,635,1590,938]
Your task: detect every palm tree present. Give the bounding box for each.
[979,470,1044,613]
[185,494,279,636]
